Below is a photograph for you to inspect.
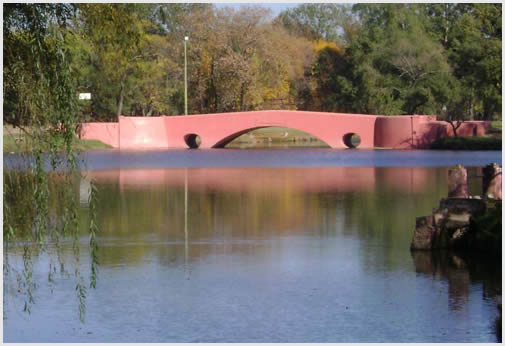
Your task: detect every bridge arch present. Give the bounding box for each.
[82,111,492,150]
[210,126,332,148]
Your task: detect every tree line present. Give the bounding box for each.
[1,3,501,321]
[4,3,502,125]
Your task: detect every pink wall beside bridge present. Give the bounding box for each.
[80,122,119,148]
[80,110,491,150]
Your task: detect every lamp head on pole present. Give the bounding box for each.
[184,36,189,41]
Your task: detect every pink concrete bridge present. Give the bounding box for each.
[80,110,490,149]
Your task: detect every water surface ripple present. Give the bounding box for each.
[3,151,501,342]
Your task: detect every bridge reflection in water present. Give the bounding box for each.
[87,166,437,193]
[83,165,485,267]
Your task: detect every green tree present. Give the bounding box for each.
[73,4,211,118]
[173,5,311,114]
[348,4,501,121]
[446,4,502,120]
[4,4,77,127]
[77,4,148,119]
[313,4,457,115]
[276,4,351,42]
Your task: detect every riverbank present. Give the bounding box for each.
[411,197,502,256]
[430,136,502,150]
[430,120,502,150]
[411,164,502,255]
[3,126,111,153]
[410,163,502,339]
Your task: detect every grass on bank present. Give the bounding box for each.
[227,126,327,148]
[3,128,111,153]
[232,126,316,142]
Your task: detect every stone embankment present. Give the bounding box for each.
[411,163,502,255]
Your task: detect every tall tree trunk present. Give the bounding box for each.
[443,4,449,47]
[146,103,153,117]
[116,79,125,119]
[210,60,218,112]
[239,82,247,111]
[214,85,218,113]
[470,87,475,121]
[447,120,463,137]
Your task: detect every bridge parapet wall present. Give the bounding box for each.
[164,111,378,149]
[374,116,417,148]
[119,116,169,149]
[79,112,492,150]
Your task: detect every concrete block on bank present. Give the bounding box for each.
[439,198,486,215]
[433,209,448,227]
[483,163,502,200]
[448,166,468,198]
[444,211,472,230]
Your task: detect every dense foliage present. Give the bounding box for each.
[5,3,500,124]
[430,136,502,150]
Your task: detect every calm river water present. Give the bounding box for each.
[3,149,502,342]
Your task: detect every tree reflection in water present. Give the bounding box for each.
[4,165,500,342]
[411,250,501,342]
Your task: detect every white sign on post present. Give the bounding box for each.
[79,93,91,100]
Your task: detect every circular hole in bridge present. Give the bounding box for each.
[184,134,201,149]
[343,133,361,149]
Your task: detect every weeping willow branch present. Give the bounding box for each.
[3,3,101,323]
[88,180,100,289]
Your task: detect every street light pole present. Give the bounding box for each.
[184,36,188,116]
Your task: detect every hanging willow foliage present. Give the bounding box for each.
[3,4,100,322]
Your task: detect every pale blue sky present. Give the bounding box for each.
[214,3,301,16]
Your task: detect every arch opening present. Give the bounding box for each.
[216,126,331,149]
[184,133,201,149]
[343,133,361,149]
